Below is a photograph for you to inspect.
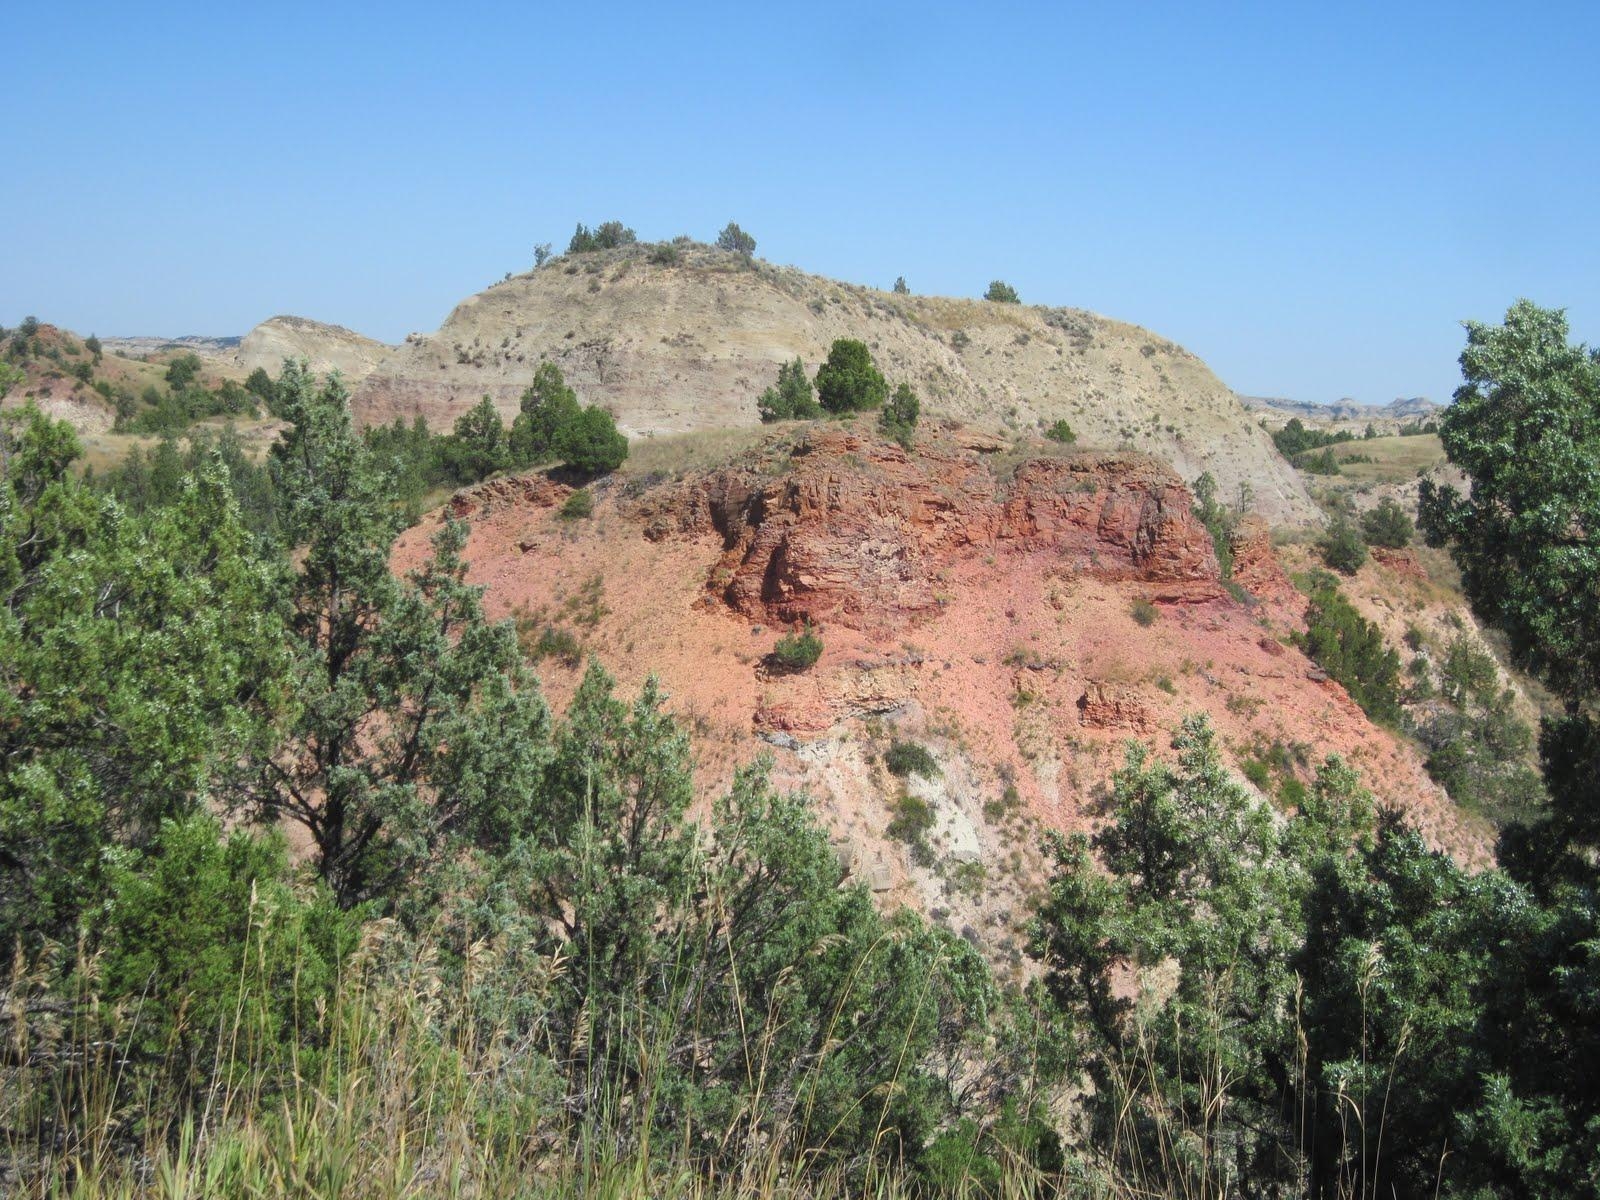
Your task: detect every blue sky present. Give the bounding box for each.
[5,0,1597,404]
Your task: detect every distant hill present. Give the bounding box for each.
[1240,393,1442,433]
[350,242,1320,523]
[98,334,242,365]
[235,315,392,384]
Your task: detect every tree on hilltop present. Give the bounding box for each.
[568,221,637,254]
[716,221,756,259]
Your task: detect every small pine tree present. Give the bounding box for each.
[445,395,509,482]
[1045,419,1076,444]
[568,221,635,254]
[1297,578,1402,721]
[511,362,582,465]
[1361,497,1414,549]
[985,280,1020,304]
[815,339,888,414]
[893,276,910,295]
[1318,515,1368,574]
[715,221,756,258]
[756,358,821,422]
[772,622,823,670]
[555,405,628,475]
[878,382,920,448]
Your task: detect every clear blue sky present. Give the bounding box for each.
[5,0,1597,404]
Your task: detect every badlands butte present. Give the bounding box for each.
[294,242,1317,523]
[9,240,1502,946]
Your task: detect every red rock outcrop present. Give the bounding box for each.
[449,474,569,519]
[1370,545,1427,580]
[639,427,1222,632]
[1077,681,1155,733]
[1230,517,1298,603]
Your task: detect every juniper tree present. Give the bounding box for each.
[248,364,550,907]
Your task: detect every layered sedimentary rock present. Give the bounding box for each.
[638,427,1220,632]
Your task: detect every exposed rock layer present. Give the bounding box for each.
[636,427,1220,633]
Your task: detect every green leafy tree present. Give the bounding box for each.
[84,333,102,364]
[1396,302,1600,1196]
[164,352,202,389]
[756,357,821,422]
[244,365,279,413]
[715,220,756,258]
[814,338,888,414]
[1420,300,1600,705]
[878,381,920,448]
[984,280,1020,304]
[1271,416,1355,459]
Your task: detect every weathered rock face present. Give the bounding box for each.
[638,426,1221,632]
[447,473,568,519]
[394,418,1492,902]
[1230,517,1298,603]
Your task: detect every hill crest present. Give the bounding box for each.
[353,243,1320,524]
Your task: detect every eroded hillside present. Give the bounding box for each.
[393,420,1482,971]
[236,315,392,384]
[358,243,1319,524]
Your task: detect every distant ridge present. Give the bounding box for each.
[1239,393,1442,429]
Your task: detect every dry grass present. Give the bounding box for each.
[1328,434,1445,484]
[2,917,1058,1200]
[620,425,792,481]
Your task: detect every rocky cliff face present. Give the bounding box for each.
[236,316,391,384]
[353,243,1319,524]
[638,428,1220,633]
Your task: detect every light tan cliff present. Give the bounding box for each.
[352,244,1319,524]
